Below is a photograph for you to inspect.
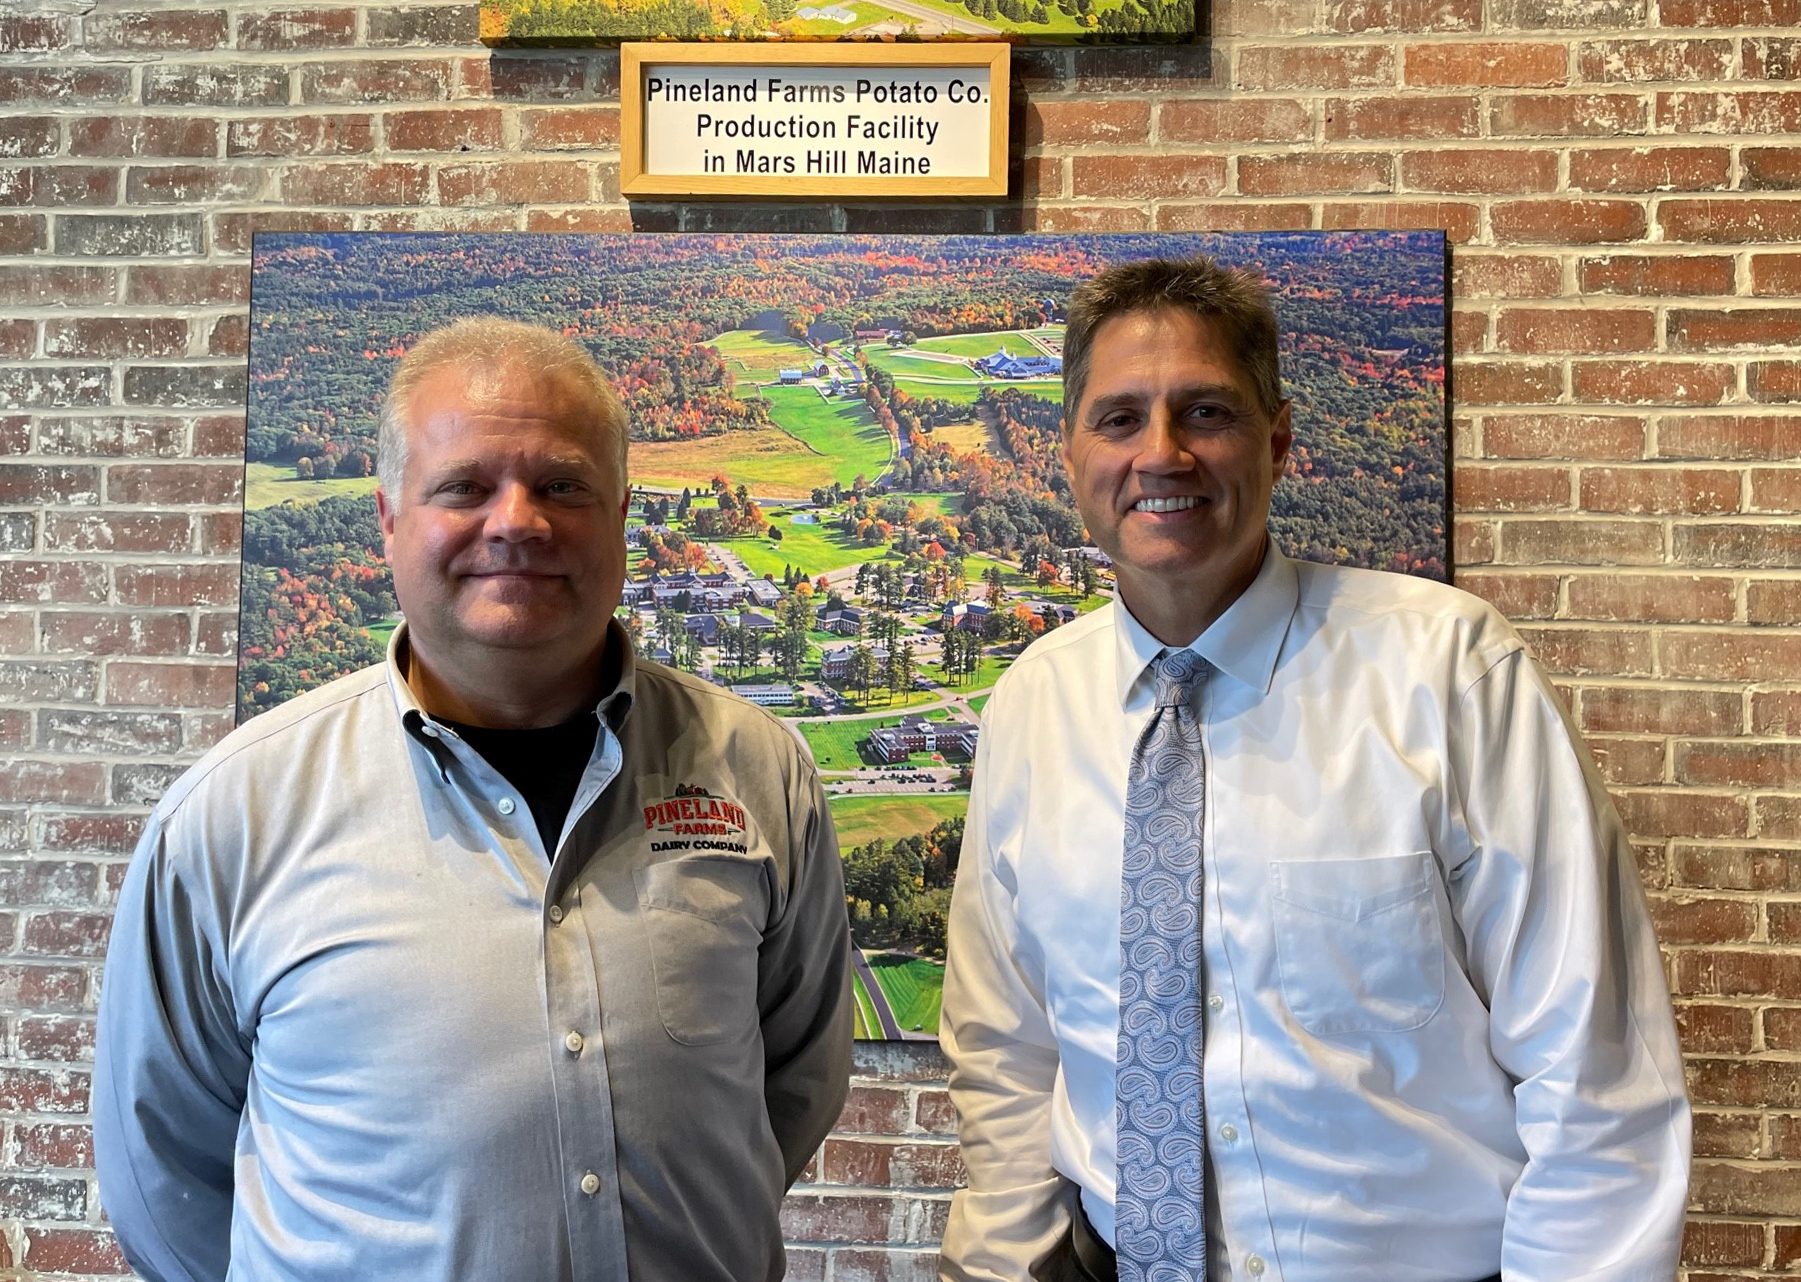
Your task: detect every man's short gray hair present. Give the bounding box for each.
[377,317,628,499]
[1062,257,1285,430]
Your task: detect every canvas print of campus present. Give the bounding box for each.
[479,0,1190,43]
[240,230,1447,1040]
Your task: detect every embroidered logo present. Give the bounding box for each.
[642,784,750,854]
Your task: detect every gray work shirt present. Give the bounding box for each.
[94,623,853,1282]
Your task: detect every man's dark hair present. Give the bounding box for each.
[1062,257,1285,429]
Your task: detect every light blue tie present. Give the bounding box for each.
[1116,647,1208,1282]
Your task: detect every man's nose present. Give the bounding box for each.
[1137,408,1190,471]
[485,483,553,541]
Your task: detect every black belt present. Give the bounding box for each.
[1066,1204,1501,1282]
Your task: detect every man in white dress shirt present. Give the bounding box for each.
[938,258,1689,1282]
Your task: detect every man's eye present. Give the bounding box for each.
[545,479,587,496]
[438,481,482,498]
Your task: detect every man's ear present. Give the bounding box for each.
[376,486,397,545]
[1269,401,1294,477]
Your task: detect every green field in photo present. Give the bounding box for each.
[758,384,893,484]
[707,328,816,381]
[828,791,969,849]
[245,462,378,511]
[851,973,881,1040]
[801,710,949,770]
[916,330,1043,359]
[867,953,945,1034]
[724,512,873,580]
[630,426,838,498]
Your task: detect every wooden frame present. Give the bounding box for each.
[621,43,1010,198]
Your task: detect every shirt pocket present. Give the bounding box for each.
[634,857,769,1047]
[1269,852,1445,1036]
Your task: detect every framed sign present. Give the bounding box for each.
[621,43,1009,197]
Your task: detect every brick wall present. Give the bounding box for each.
[1,0,1796,1277]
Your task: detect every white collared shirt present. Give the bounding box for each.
[940,549,1689,1282]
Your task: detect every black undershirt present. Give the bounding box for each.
[443,713,601,856]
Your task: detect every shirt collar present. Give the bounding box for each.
[1112,543,1299,706]
[386,618,640,772]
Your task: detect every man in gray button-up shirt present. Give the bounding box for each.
[94,318,853,1282]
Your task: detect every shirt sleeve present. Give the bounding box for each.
[1445,648,1691,1282]
[758,765,853,1187]
[938,728,1074,1282]
[94,810,249,1282]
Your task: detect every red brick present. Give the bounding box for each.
[212,210,356,253]
[236,7,358,49]
[1750,252,1801,296]
[1572,145,1731,192]
[0,211,45,254]
[0,15,71,50]
[1402,147,1557,193]
[1235,44,1396,90]
[1664,631,1801,680]
[17,1013,96,1061]
[0,115,57,159]
[86,8,227,50]
[1576,37,1735,80]
[0,265,117,306]
[68,114,218,158]
[1661,0,1801,23]
[1405,42,1568,87]
[836,1085,911,1134]
[1492,199,1646,243]
[1323,0,1482,29]
[42,610,191,658]
[1743,147,1801,190]
[1743,35,1801,78]
[1677,740,1801,788]
[43,317,187,360]
[106,463,242,505]
[300,59,454,103]
[1578,465,1739,513]
[0,561,107,605]
[1683,1219,1767,1267]
[1160,99,1312,144]
[43,708,184,756]
[519,106,624,149]
[226,114,374,157]
[1689,1060,1801,1115]
[23,910,111,958]
[1564,572,1737,622]
[1649,893,1759,944]
[780,1192,948,1244]
[116,563,239,607]
[1671,307,1801,351]
[20,1228,128,1276]
[1580,684,1740,734]
[1751,359,1801,402]
[126,265,248,306]
[1503,518,1664,564]
[1772,901,1801,943]
[1451,310,1487,354]
[209,314,248,358]
[360,209,524,233]
[1674,522,1801,568]
[1658,91,1801,134]
[1066,155,1227,200]
[1752,686,1801,732]
[437,160,592,204]
[1156,203,1314,232]
[1006,205,1153,233]
[1614,788,1748,839]
[144,62,289,107]
[1453,464,1570,511]
[1589,737,1664,785]
[1022,100,1150,147]
[1213,0,1322,35]
[386,107,507,151]
[1492,92,1647,135]
[913,1090,957,1135]
[0,318,34,358]
[1571,360,1735,406]
[0,66,131,104]
[278,161,432,205]
[1454,360,1562,406]
[1676,843,1801,891]
[1457,571,1559,618]
[1323,94,1478,140]
[0,164,119,207]
[44,511,191,554]
[1483,413,1647,459]
[1749,468,1801,513]
[0,762,106,805]
[1320,199,1480,240]
[367,4,478,44]
[1495,307,1655,354]
[1659,414,1800,460]
[106,661,236,709]
[1579,254,1734,297]
[0,964,87,1012]
[1676,1004,1760,1057]
[828,1248,939,1282]
[1690,1111,1762,1158]
[13,1123,95,1171]
[477,52,600,100]
[1239,153,1392,196]
[1516,625,1655,675]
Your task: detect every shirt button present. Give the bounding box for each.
[1218,1123,1238,1143]
[1246,1256,1266,1276]
[579,1171,601,1196]
[497,797,517,815]
[421,724,440,738]
[548,904,565,923]
[1207,994,1225,1012]
[564,1030,585,1054]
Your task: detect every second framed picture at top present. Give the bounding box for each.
[480,0,1193,43]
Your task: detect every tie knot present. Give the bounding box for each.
[1152,648,1206,708]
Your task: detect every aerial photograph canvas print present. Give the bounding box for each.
[479,0,1192,42]
[239,230,1448,1039]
